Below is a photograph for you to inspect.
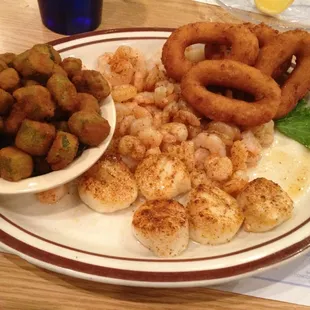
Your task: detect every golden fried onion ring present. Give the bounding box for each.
[181,60,281,127]
[162,22,259,81]
[255,30,310,119]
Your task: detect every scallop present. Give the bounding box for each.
[35,184,68,204]
[237,177,293,232]
[132,200,189,257]
[188,184,244,245]
[134,154,191,200]
[78,155,138,213]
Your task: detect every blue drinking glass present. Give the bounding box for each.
[38,0,103,35]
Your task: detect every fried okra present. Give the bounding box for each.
[15,119,56,156]
[77,93,100,113]
[22,79,40,87]
[61,57,82,78]
[72,70,111,101]
[32,44,61,64]
[4,104,26,135]
[0,89,14,115]
[0,146,33,181]
[47,131,79,170]
[0,53,16,66]
[0,60,8,72]
[0,68,20,91]
[13,85,55,120]
[68,110,110,146]
[52,64,68,77]
[14,49,55,81]
[47,73,78,112]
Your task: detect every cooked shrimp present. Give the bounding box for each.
[138,127,163,148]
[160,122,188,143]
[112,46,139,66]
[115,103,132,122]
[78,156,138,213]
[155,80,175,95]
[108,59,135,86]
[134,92,155,106]
[163,141,195,172]
[173,110,200,127]
[188,125,202,139]
[145,147,161,156]
[222,170,249,197]
[144,105,161,116]
[118,115,136,136]
[193,132,226,157]
[230,140,248,171]
[129,117,152,136]
[162,101,179,123]
[194,148,210,169]
[206,121,241,146]
[188,184,244,245]
[133,52,147,92]
[36,185,68,204]
[144,65,166,91]
[111,84,137,102]
[152,111,164,128]
[135,154,191,200]
[118,135,146,160]
[238,178,293,232]
[154,86,168,108]
[204,156,233,182]
[241,130,262,167]
[250,120,274,148]
[132,105,152,119]
[132,200,189,257]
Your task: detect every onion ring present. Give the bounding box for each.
[162,22,259,81]
[181,60,281,127]
[255,30,310,119]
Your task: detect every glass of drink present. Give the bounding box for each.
[38,0,103,35]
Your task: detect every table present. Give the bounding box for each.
[0,1,307,309]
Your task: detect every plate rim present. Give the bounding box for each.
[1,27,310,287]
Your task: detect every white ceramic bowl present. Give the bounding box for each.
[0,96,116,195]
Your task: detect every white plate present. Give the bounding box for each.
[1,28,310,288]
[0,63,116,195]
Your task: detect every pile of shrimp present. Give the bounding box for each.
[97,45,275,197]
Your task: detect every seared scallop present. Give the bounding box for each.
[132,200,189,257]
[78,155,138,213]
[36,184,68,204]
[237,178,293,232]
[188,184,244,245]
[135,154,191,200]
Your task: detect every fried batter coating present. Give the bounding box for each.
[0,53,16,66]
[77,93,100,113]
[4,104,26,135]
[22,79,40,86]
[61,57,82,78]
[0,60,8,72]
[0,146,33,181]
[47,131,79,170]
[14,49,55,81]
[32,44,61,64]
[15,119,56,156]
[0,89,14,115]
[47,73,78,112]
[72,70,111,101]
[68,110,110,146]
[13,85,55,120]
[52,64,68,77]
[0,68,20,91]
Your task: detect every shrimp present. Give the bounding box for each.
[162,101,179,123]
[144,65,166,91]
[194,148,210,169]
[193,133,226,157]
[222,170,249,197]
[154,86,168,108]
[111,84,137,102]
[173,110,200,127]
[118,135,146,160]
[133,52,147,92]
[152,111,164,129]
[138,127,163,148]
[132,105,152,119]
[112,46,139,67]
[230,140,248,171]
[115,103,132,122]
[206,121,241,146]
[108,59,135,86]
[118,115,136,136]
[129,117,153,136]
[241,130,262,167]
[250,120,274,147]
[160,122,188,143]
[188,125,202,139]
[144,105,161,116]
[204,156,233,182]
[155,80,175,95]
[134,92,155,106]
[145,147,161,156]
